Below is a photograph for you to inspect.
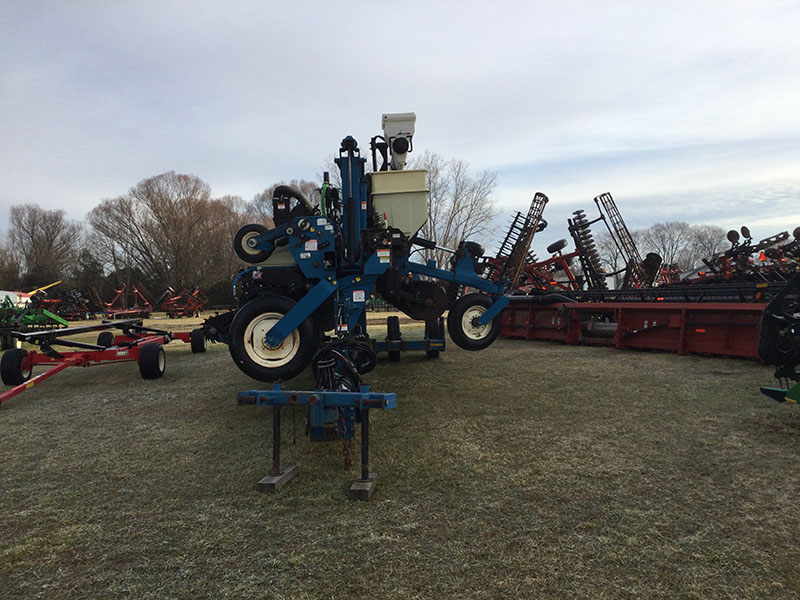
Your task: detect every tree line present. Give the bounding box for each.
[0,153,497,303]
[0,157,733,301]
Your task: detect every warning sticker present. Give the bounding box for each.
[377,248,391,263]
[352,290,366,303]
[361,201,367,210]
[337,323,349,333]
[304,239,318,251]
[317,217,327,226]
[277,202,286,210]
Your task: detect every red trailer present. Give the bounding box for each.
[0,320,207,405]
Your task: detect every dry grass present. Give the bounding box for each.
[1,318,798,599]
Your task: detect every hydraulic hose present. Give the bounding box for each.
[273,185,318,215]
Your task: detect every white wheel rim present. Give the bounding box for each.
[241,231,263,256]
[158,350,165,372]
[243,311,299,367]
[461,306,492,340]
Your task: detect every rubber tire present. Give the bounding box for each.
[446,293,501,351]
[233,224,272,263]
[228,295,317,382]
[190,328,207,353]
[97,331,115,348]
[1,348,32,386]
[424,319,442,359]
[387,316,401,362]
[138,343,166,380]
[547,238,568,254]
[2,333,21,350]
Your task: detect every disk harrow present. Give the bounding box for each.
[686,226,800,284]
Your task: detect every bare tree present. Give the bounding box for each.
[8,204,83,288]
[89,171,252,290]
[411,151,498,268]
[0,242,21,289]
[595,230,624,288]
[250,179,320,224]
[639,221,693,270]
[687,225,727,267]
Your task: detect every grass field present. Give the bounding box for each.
[1,316,798,599]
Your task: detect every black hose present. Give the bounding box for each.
[273,185,317,214]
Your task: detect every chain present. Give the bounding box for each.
[339,409,352,470]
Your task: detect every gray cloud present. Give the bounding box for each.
[1,1,798,241]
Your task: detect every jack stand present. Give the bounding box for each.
[255,406,298,492]
[238,384,396,499]
[349,407,377,501]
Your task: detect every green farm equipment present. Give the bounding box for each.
[1,291,69,349]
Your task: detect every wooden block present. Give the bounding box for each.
[348,473,378,501]
[255,464,298,493]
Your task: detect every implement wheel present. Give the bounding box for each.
[387,316,401,362]
[228,295,317,382]
[97,331,115,348]
[233,224,272,263]
[1,348,32,386]
[446,293,501,351]
[424,319,443,359]
[138,343,166,380]
[2,333,21,350]
[190,328,207,353]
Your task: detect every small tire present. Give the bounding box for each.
[138,343,166,380]
[97,331,115,348]
[446,293,501,351]
[190,328,207,353]
[1,348,32,386]
[228,295,317,382]
[547,239,568,254]
[234,224,272,263]
[387,316,401,362]
[424,319,442,359]
[1,334,22,350]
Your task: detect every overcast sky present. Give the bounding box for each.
[2,1,798,256]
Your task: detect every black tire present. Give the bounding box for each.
[547,238,568,254]
[190,328,207,353]
[138,343,166,380]
[228,295,317,382]
[1,333,21,350]
[446,293,501,351]
[233,224,272,263]
[387,316,401,362]
[97,331,115,348]
[424,319,442,359]
[1,348,32,386]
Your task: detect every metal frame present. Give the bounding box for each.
[238,384,396,497]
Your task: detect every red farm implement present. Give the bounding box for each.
[99,282,155,318]
[500,297,767,360]
[0,319,207,406]
[157,286,208,317]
